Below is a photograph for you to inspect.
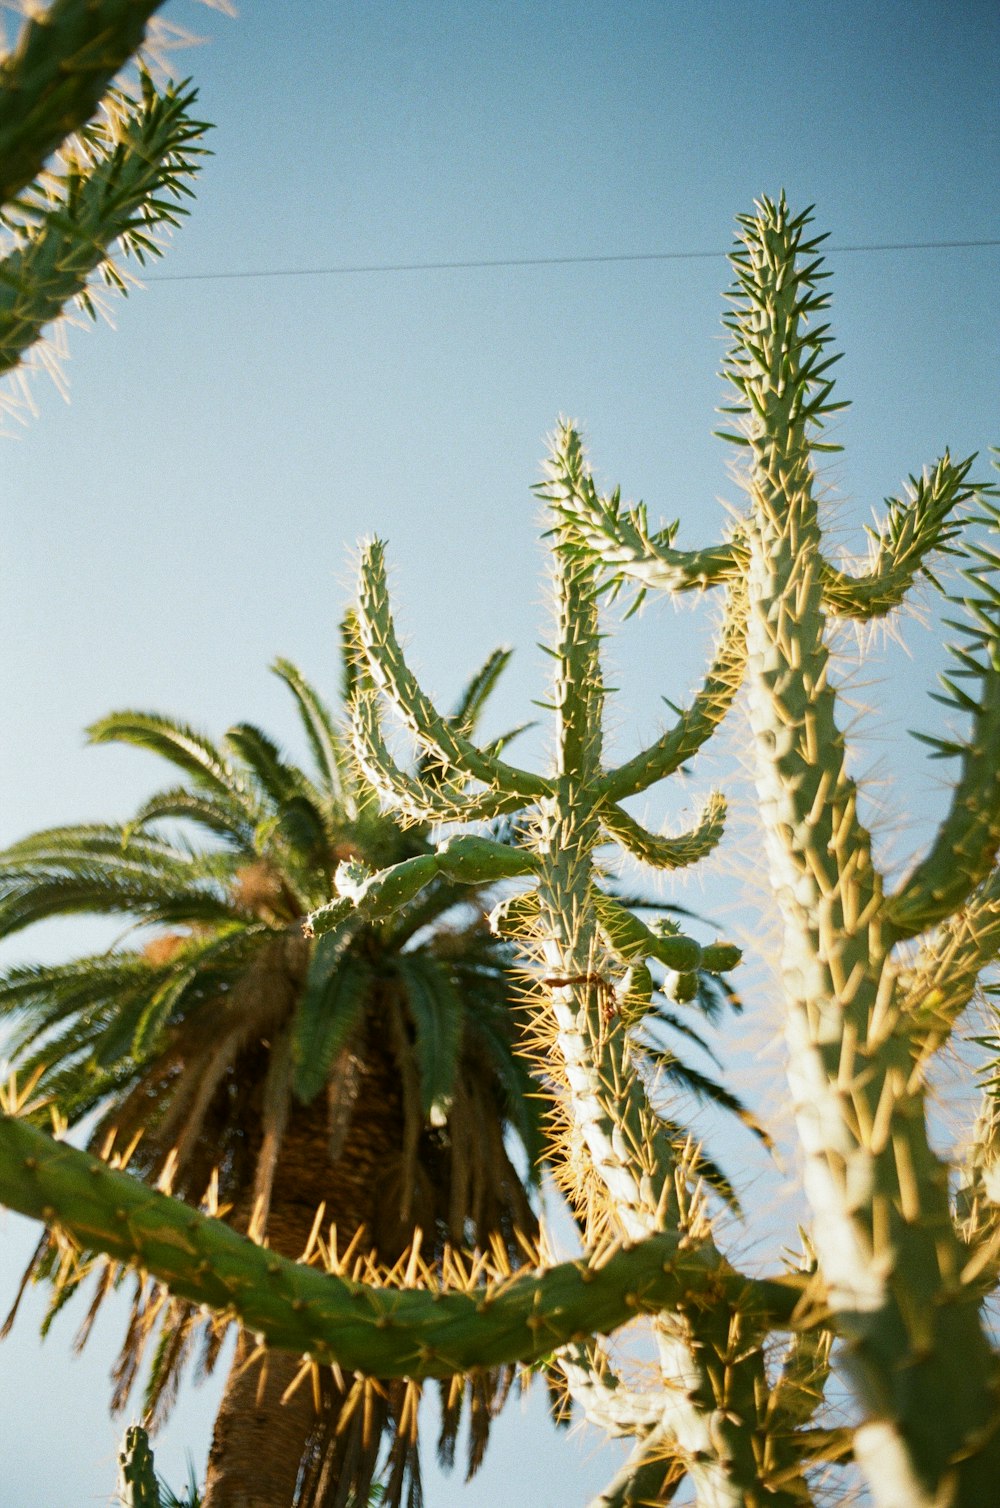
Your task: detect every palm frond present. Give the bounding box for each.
[393,953,464,1117]
[87,711,248,804]
[292,928,371,1105]
[272,656,351,806]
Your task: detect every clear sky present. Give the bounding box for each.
[1,1,998,1502]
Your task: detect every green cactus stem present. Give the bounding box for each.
[726,196,1000,1507]
[117,1424,161,1508]
[0,72,209,378]
[335,424,814,1504]
[0,0,167,205]
[0,1110,802,1379]
[565,193,1000,1507]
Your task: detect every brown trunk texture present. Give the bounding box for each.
[202,1023,407,1508]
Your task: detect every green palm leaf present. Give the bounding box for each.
[292,927,371,1104]
[88,711,248,805]
[271,656,350,805]
[393,953,464,1117]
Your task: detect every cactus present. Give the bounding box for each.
[117,1424,161,1508]
[0,1106,802,1377]
[0,0,209,401]
[0,419,836,1505]
[559,196,1000,1505]
[336,432,833,1506]
[6,188,993,1503]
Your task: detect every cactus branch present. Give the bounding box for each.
[350,686,527,824]
[900,867,1000,1053]
[117,1424,161,1508]
[598,580,748,802]
[888,528,1000,939]
[355,540,551,801]
[584,1421,682,1508]
[0,73,208,379]
[0,1112,802,1378]
[537,443,742,598]
[599,791,727,871]
[306,837,540,937]
[819,454,976,619]
[0,0,166,205]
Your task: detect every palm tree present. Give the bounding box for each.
[0,640,543,1508]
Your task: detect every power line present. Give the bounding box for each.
[144,236,1000,285]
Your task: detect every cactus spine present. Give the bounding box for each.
[561,195,1000,1505]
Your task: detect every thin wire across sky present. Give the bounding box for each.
[146,236,1000,283]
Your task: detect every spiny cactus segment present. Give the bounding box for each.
[117,1424,161,1508]
[561,193,1000,1507]
[0,0,210,399]
[0,1109,802,1381]
[0,0,166,205]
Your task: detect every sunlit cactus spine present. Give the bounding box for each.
[560,194,1000,1507]
[0,0,209,403]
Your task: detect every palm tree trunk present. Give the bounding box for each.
[202,1026,407,1508]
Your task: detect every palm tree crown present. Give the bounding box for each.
[0,643,541,1508]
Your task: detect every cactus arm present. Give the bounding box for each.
[887,542,1000,940]
[599,791,727,872]
[0,1112,801,1377]
[0,73,208,379]
[591,890,739,977]
[350,686,528,824]
[117,1424,161,1508]
[818,455,976,620]
[724,195,1000,1505]
[900,869,1000,1051]
[584,1422,682,1508]
[355,540,551,801]
[0,0,167,205]
[598,581,748,803]
[305,837,540,937]
[538,450,743,597]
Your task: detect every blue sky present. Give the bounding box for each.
[1,1,997,1502]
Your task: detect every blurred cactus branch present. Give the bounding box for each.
[0,72,209,378]
[901,869,1000,1052]
[584,1421,683,1508]
[888,509,1000,939]
[0,0,167,204]
[0,1109,804,1378]
[117,1423,162,1508]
